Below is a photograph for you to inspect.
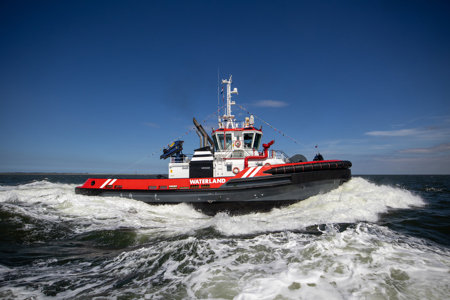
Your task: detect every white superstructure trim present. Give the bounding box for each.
[249,166,262,177]
[100,179,112,189]
[241,167,255,178]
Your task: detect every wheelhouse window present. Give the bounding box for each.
[212,134,220,150]
[225,133,232,150]
[217,133,224,150]
[253,133,262,150]
[215,133,233,150]
[243,133,254,149]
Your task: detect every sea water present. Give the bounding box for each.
[0,175,449,299]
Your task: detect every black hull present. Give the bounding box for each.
[75,169,351,216]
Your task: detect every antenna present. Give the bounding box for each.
[221,75,238,126]
[218,69,220,124]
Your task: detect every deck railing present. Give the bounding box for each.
[169,149,292,163]
[272,150,292,163]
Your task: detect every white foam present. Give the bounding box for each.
[0,222,448,299]
[0,177,426,240]
[1,178,447,299]
[231,224,450,300]
[211,177,425,236]
[87,224,448,300]
[0,180,212,240]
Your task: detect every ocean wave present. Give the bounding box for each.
[1,223,448,299]
[0,177,426,242]
[210,177,425,236]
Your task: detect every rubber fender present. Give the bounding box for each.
[263,161,352,175]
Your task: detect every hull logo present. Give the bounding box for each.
[189,178,226,185]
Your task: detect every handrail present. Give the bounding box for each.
[169,148,290,164]
[273,150,292,163]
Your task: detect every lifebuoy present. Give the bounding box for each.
[233,167,240,174]
[235,140,241,148]
[264,163,271,166]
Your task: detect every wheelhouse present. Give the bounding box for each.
[167,75,291,178]
[212,128,262,151]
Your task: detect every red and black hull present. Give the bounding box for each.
[75,161,351,216]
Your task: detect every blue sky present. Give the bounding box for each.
[1,0,449,175]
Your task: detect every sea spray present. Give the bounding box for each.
[0,175,448,299]
[211,177,425,236]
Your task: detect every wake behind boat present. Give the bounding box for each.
[75,75,352,215]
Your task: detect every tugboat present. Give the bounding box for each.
[75,75,352,215]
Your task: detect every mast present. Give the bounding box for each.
[218,69,220,125]
[221,75,238,128]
